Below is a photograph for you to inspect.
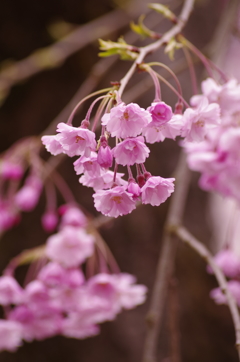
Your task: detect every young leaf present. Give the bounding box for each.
[148,3,177,23]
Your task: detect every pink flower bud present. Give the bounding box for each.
[97,146,113,168]
[147,101,173,124]
[127,181,141,199]
[0,202,20,232]
[41,211,58,233]
[59,205,87,228]
[15,176,42,212]
[1,161,24,180]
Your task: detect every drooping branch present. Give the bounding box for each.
[174,226,240,360]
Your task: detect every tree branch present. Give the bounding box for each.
[118,0,194,98]
[174,226,240,360]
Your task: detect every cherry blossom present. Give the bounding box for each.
[62,314,99,339]
[142,114,183,143]
[56,123,97,157]
[9,305,62,341]
[79,170,127,191]
[93,186,136,217]
[73,152,102,177]
[59,205,87,229]
[181,96,220,142]
[141,176,175,206]
[101,102,151,139]
[115,273,147,309]
[0,320,23,352]
[41,134,63,156]
[207,249,240,279]
[0,276,23,306]
[210,281,240,307]
[112,136,150,166]
[45,226,94,267]
[147,101,173,124]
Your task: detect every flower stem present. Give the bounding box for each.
[67,87,112,125]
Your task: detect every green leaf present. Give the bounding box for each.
[130,15,160,39]
[98,38,138,61]
[148,3,177,22]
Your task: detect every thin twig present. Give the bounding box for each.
[174,226,240,360]
[168,278,182,362]
[118,0,194,97]
[142,152,191,362]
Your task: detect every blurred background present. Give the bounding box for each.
[0,0,238,361]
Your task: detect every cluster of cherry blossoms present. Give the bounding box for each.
[183,77,240,202]
[42,99,179,218]
[41,78,225,219]
[0,204,147,352]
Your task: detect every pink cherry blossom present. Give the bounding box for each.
[56,123,96,157]
[45,226,94,267]
[85,273,122,320]
[73,152,102,177]
[112,136,150,166]
[24,281,50,308]
[141,176,175,206]
[115,273,147,309]
[101,103,151,139]
[181,96,220,142]
[218,127,240,161]
[93,186,136,217]
[210,280,240,306]
[207,249,240,279]
[190,78,240,126]
[59,205,87,228]
[79,170,127,191]
[86,273,147,314]
[9,305,62,341]
[38,262,84,291]
[0,276,23,306]
[38,262,67,288]
[147,101,173,124]
[142,114,183,143]
[87,273,118,301]
[0,320,23,352]
[202,78,240,120]
[41,134,63,155]
[62,313,99,339]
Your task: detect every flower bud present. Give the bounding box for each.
[1,161,24,180]
[127,181,141,199]
[97,146,113,168]
[15,176,42,211]
[41,211,58,233]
